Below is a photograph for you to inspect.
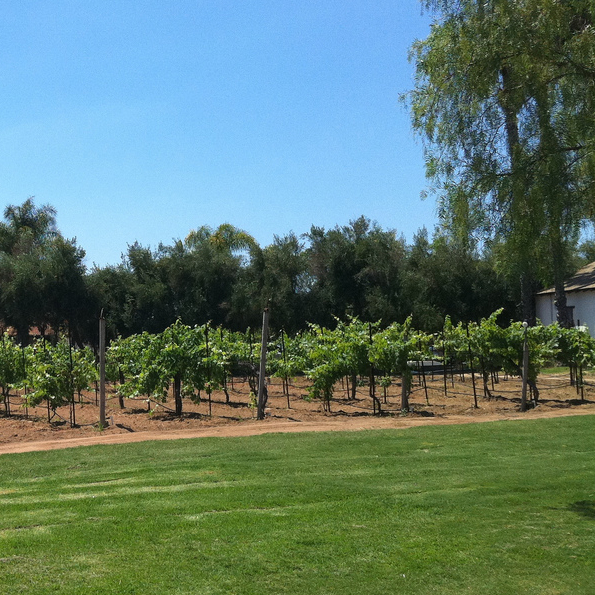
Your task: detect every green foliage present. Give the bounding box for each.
[370,317,430,377]
[0,333,25,411]
[299,323,345,405]
[70,345,97,397]
[555,324,595,370]
[408,0,595,321]
[108,332,157,399]
[24,338,95,411]
[0,199,87,342]
[3,309,595,416]
[109,321,234,413]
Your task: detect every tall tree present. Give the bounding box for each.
[260,233,312,333]
[306,216,407,326]
[0,198,57,254]
[401,227,514,331]
[182,224,259,328]
[0,199,87,343]
[408,0,595,325]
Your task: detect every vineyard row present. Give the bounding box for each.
[0,310,593,423]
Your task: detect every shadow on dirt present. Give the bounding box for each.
[115,423,134,432]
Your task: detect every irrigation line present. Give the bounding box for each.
[122,396,177,412]
[409,386,430,395]
[46,408,97,427]
[538,386,572,391]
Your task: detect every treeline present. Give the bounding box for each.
[0,198,587,345]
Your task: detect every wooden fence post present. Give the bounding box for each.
[520,321,529,412]
[257,308,270,420]
[99,310,106,427]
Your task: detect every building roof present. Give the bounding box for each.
[537,261,595,295]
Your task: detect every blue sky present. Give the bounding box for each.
[0,0,435,268]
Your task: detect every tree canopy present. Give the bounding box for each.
[0,199,88,343]
[409,0,595,325]
[0,200,522,344]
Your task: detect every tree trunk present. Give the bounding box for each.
[534,84,574,330]
[501,67,538,327]
[117,369,125,409]
[520,273,537,326]
[554,281,573,328]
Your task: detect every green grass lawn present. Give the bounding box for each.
[541,365,595,375]
[541,365,572,375]
[1,417,594,594]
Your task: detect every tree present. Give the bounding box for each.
[408,0,595,325]
[306,216,407,326]
[259,233,312,333]
[86,264,136,340]
[401,228,514,331]
[0,199,88,343]
[0,198,57,254]
[125,243,173,334]
[181,224,259,328]
[88,224,262,336]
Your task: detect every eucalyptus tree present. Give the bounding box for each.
[409,0,595,325]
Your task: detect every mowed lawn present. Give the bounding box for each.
[1,417,594,594]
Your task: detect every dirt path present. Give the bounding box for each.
[2,407,593,456]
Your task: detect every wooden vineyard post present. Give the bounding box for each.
[520,321,529,412]
[281,329,290,408]
[420,338,429,405]
[466,325,478,409]
[401,372,410,412]
[257,308,270,420]
[442,332,448,398]
[68,337,76,427]
[369,322,380,415]
[22,347,28,419]
[205,325,212,417]
[401,329,410,412]
[99,310,107,428]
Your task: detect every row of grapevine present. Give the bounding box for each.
[1,311,595,422]
[0,335,96,424]
[107,321,255,416]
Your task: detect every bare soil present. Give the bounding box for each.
[1,373,594,455]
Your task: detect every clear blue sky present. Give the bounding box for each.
[0,0,435,268]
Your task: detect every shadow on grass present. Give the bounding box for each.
[568,500,595,520]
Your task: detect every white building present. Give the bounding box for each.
[535,261,595,335]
